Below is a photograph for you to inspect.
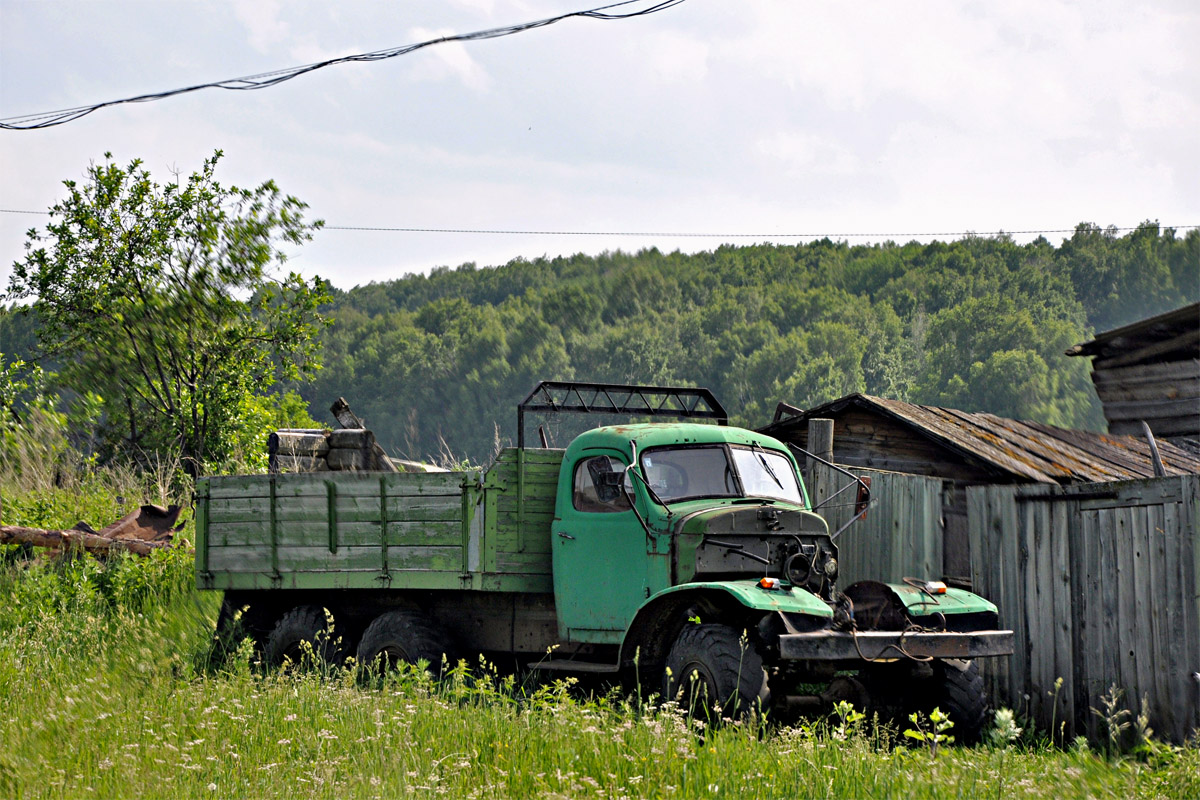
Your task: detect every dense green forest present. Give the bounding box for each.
[3,220,1197,468]
[302,223,1197,464]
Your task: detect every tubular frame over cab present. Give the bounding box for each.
[517,381,728,448]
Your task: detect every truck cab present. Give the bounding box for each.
[552,423,834,643]
[522,382,1010,737]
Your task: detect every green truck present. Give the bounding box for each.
[197,382,1012,735]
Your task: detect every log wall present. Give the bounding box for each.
[1091,359,1200,439]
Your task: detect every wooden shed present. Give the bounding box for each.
[1066,302,1200,451]
[758,394,1200,586]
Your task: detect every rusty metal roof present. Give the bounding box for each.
[760,393,1200,485]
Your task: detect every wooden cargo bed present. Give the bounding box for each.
[195,448,563,593]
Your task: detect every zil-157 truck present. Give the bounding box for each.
[197,382,1012,737]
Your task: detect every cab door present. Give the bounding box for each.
[551,449,652,643]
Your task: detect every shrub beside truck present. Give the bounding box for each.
[197,382,1012,737]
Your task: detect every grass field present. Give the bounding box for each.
[2,546,1197,800]
[0,462,1197,800]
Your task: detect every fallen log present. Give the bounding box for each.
[0,525,176,556]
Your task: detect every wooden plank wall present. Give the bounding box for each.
[967,475,1200,744]
[811,463,944,588]
[1093,359,1200,438]
[202,452,567,590]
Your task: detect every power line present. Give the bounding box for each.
[321,224,1200,238]
[2,209,1193,240]
[0,0,686,130]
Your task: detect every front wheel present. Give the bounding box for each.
[663,623,769,720]
[934,659,988,743]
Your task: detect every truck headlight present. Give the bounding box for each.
[824,557,838,579]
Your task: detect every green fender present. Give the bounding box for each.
[878,582,998,616]
[658,580,834,616]
[618,580,832,666]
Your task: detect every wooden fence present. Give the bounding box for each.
[810,463,944,588]
[967,475,1200,744]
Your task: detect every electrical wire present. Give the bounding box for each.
[320,224,1200,237]
[0,0,686,130]
[2,210,1194,240]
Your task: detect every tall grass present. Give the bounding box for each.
[1,544,1197,799]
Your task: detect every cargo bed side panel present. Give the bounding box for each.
[196,450,562,594]
[199,472,470,590]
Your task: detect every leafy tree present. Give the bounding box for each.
[6,152,328,473]
[297,224,1192,465]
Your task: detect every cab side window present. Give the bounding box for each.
[572,455,631,513]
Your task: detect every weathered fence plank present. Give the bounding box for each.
[968,475,1200,744]
[812,463,943,588]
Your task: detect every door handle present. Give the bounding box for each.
[557,532,576,540]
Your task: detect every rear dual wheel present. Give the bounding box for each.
[264,605,342,668]
[357,610,453,677]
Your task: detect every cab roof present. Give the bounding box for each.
[566,423,792,457]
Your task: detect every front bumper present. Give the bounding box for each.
[779,629,1014,661]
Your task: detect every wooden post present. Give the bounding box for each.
[807,418,834,509]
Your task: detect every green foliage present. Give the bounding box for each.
[905,707,956,756]
[6,151,329,474]
[301,225,1194,464]
[0,359,78,503]
[1092,683,1134,759]
[0,356,190,524]
[5,206,1194,468]
[988,708,1024,749]
[831,699,866,741]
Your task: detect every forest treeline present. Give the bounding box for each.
[3,220,1196,467]
[304,222,1197,464]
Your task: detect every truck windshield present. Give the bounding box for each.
[640,445,804,505]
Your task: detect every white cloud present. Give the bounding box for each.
[1,0,1197,287]
[755,131,859,176]
[231,0,291,53]
[646,31,709,83]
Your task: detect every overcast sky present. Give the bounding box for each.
[2,0,1197,291]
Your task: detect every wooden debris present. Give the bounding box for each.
[0,504,186,557]
[2,527,168,556]
[95,504,184,542]
[266,399,399,473]
[329,397,364,430]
